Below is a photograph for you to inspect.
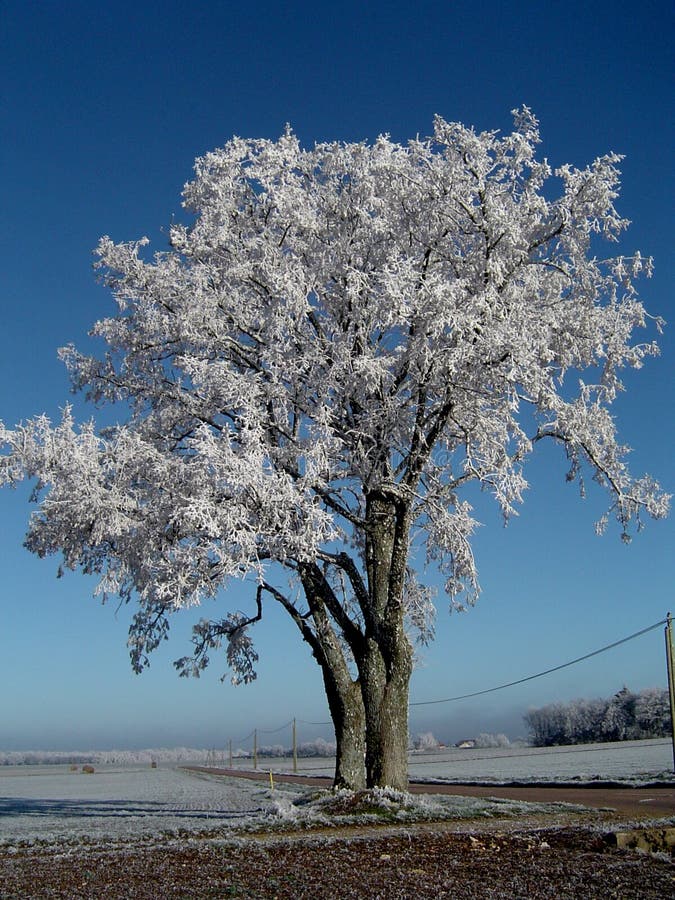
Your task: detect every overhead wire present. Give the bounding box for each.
[259,720,294,735]
[228,617,668,737]
[410,618,667,706]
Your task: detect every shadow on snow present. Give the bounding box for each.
[0,797,263,820]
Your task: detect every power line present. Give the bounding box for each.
[410,618,667,707]
[228,618,668,739]
[259,720,294,735]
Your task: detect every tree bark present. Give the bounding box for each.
[295,569,367,791]
[359,487,414,791]
[320,665,366,790]
[285,484,416,793]
[360,634,412,790]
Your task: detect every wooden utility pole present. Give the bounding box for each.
[228,740,233,769]
[665,613,675,773]
[292,718,298,774]
[253,729,258,770]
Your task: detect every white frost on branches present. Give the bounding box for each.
[0,108,669,684]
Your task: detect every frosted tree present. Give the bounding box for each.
[0,109,669,790]
[634,687,671,737]
[602,686,638,741]
[525,688,671,745]
[412,732,440,751]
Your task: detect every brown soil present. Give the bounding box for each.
[1,822,673,898]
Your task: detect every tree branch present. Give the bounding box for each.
[299,561,365,654]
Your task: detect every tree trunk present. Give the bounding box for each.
[290,569,367,791]
[360,487,414,791]
[360,634,413,790]
[321,668,366,790]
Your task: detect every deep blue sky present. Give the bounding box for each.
[1,1,673,752]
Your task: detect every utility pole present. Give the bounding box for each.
[665,613,675,773]
[228,739,232,769]
[253,729,258,770]
[292,718,298,774]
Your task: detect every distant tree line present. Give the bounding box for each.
[249,738,337,758]
[409,732,514,750]
[0,748,218,766]
[0,739,340,766]
[524,687,671,747]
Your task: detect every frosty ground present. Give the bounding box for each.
[0,765,675,900]
[0,764,584,846]
[1,738,674,845]
[1,754,674,898]
[231,737,675,785]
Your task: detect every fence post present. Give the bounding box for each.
[253,729,258,770]
[292,718,298,774]
[665,613,675,773]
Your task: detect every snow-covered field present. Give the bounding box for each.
[0,765,273,845]
[406,737,674,784]
[1,739,671,846]
[230,737,674,784]
[0,764,564,847]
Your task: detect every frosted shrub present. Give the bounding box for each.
[474,733,511,749]
[412,732,440,751]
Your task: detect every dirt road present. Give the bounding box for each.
[186,765,675,819]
